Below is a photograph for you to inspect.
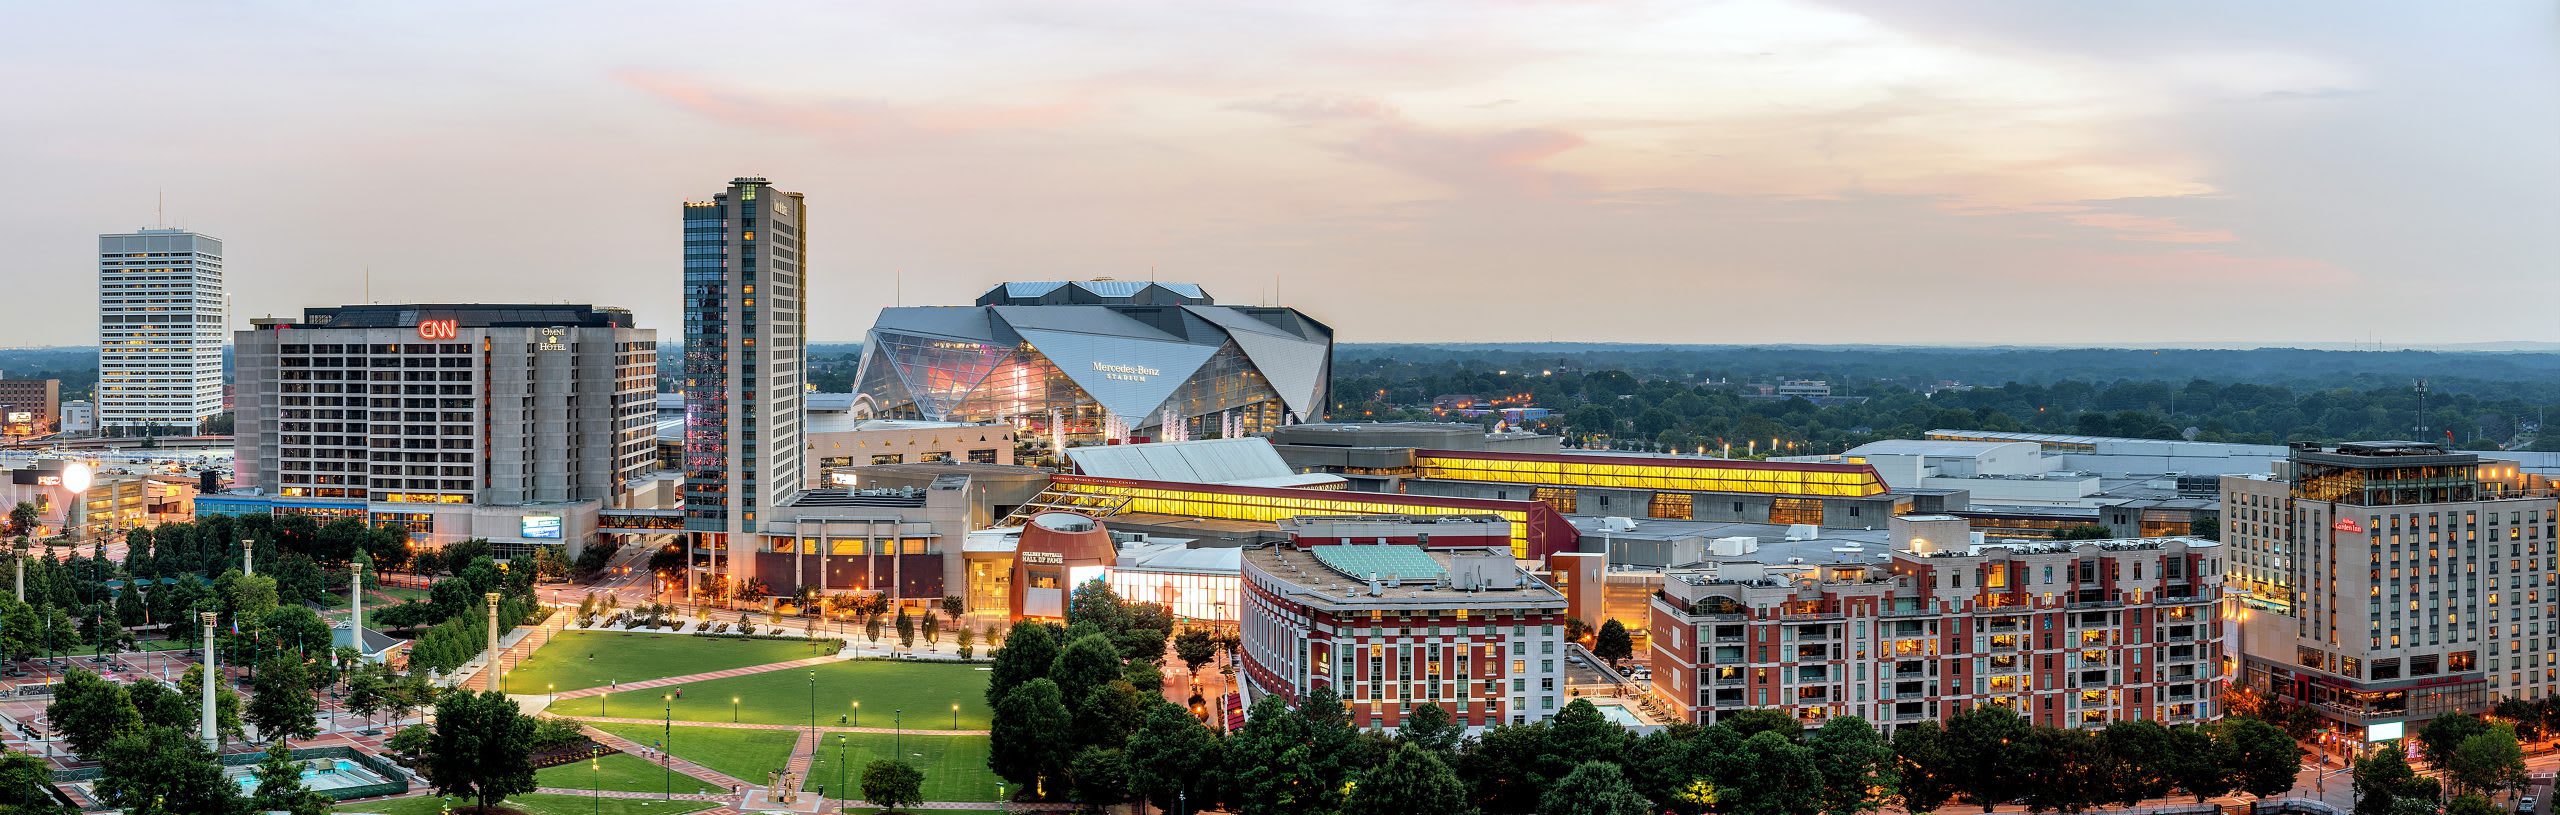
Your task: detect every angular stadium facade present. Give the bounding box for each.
[853,281,1332,445]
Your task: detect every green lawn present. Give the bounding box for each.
[373,586,431,603]
[641,660,991,730]
[506,631,832,693]
[535,752,671,794]
[585,721,798,787]
[334,793,714,815]
[134,638,200,652]
[800,732,1002,803]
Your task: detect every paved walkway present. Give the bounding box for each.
[557,714,988,737]
[550,655,841,700]
[536,786,730,802]
[575,722,757,792]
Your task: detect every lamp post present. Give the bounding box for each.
[894,709,902,759]
[807,670,817,748]
[662,692,673,801]
[951,702,959,730]
[732,696,740,723]
[590,756,600,815]
[852,700,860,727]
[835,733,846,809]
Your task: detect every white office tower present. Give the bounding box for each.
[98,228,226,434]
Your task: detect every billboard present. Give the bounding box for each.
[2366,720,2404,742]
[521,515,563,539]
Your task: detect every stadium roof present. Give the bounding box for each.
[1067,438,1344,488]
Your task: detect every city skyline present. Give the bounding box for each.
[4,1,2556,347]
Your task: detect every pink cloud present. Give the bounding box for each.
[615,69,1092,139]
[1232,92,1588,195]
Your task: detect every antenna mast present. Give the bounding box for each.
[2414,378,2430,441]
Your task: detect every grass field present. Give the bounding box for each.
[534,752,671,794]
[643,660,991,730]
[373,586,431,604]
[585,721,798,788]
[507,631,832,693]
[799,732,1002,803]
[333,792,714,815]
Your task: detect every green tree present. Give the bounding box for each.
[179,663,245,745]
[988,679,1074,796]
[1067,578,1128,632]
[2445,726,2526,798]
[1400,700,1462,760]
[1074,680,1150,748]
[1456,718,1552,814]
[1049,633,1125,711]
[2167,724,2234,802]
[1809,715,1898,815]
[2187,515,2219,541]
[1069,746,1132,812]
[1725,708,1803,739]
[0,747,67,815]
[1548,698,1629,769]
[2088,718,2169,805]
[5,503,37,539]
[1594,618,1635,667]
[45,668,137,759]
[2355,744,2439,815]
[1891,722,1958,815]
[127,678,195,731]
[2219,717,2301,800]
[1125,701,1220,813]
[987,620,1060,710]
[96,725,242,815]
[2418,713,2491,769]
[2018,726,2113,815]
[1542,761,1651,815]
[860,759,925,813]
[1727,729,1823,815]
[250,742,330,815]
[1174,628,1218,675]
[2050,524,2115,540]
[1350,742,1467,815]
[262,605,331,657]
[0,597,38,663]
[894,606,916,649]
[425,690,537,813]
[246,654,319,742]
[1944,704,2031,812]
[2449,794,2503,815]
[1224,695,1327,815]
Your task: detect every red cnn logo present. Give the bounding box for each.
[418,319,459,341]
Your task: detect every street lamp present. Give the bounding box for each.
[836,733,847,808]
[852,700,860,728]
[661,693,673,801]
[732,696,740,723]
[590,756,600,815]
[951,702,959,730]
[894,709,902,759]
[807,670,817,747]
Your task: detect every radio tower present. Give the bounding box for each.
[2413,379,2429,441]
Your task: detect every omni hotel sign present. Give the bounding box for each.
[1093,362,1160,383]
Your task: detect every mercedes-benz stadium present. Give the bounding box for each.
[852,281,1332,445]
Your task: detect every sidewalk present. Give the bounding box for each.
[556,714,988,737]
[549,655,841,701]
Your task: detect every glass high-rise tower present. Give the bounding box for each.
[682,178,809,570]
[98,228,227,434]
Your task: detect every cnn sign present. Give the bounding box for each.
[417,319,459,341]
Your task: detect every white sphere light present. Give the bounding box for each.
[59,461,91,494]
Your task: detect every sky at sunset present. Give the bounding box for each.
[4,1,2555,347]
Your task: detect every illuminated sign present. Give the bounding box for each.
[2333,518,2364,533]
[1092,362,1161,382]
[521,515,563,539]
[3,412,29,423]
[2366,721,2404,741]
[1021,551,1064,565]
[537,327,567,351]
[417,319,459,341]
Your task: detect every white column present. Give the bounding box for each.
[200,611,220,751]
[242,539,255,576]
[350,562,366,657]
[484,592,502,693]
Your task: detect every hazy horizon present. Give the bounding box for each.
[5,1,2555,347]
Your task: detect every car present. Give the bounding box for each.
[2519,797,2536,814]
